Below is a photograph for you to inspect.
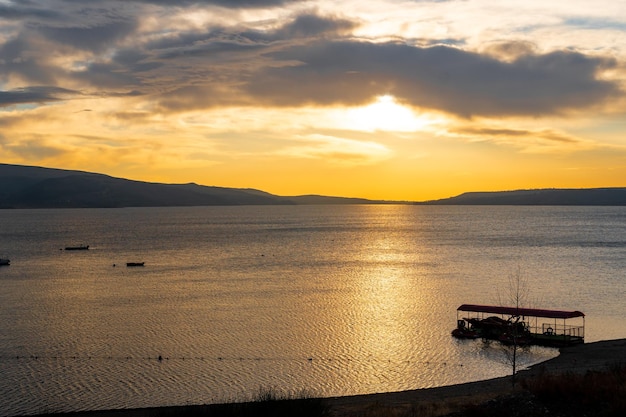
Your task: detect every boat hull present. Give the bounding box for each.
[451,328,480,339]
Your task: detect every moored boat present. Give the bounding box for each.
[126,262,145,267]
[0,258,10,266]
[453,304,585,347]
[65,244,89,251]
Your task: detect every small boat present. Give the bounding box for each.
[0,258,10,266]
[65,244,89,251]
[126,262,145,267]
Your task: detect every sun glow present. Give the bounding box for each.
[336,95,439,132]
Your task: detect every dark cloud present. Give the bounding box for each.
[451,127,579,144]
[453,127,534,137]
[0,86,80,107]
[273,14,357,38]
[0,1,141,88]
[0,3,62,20]
[155,35,265,60]
[106,90,144,97]
[149,14,357,56]
[112,49,163,72]
[0,34,59,84]
[36,19,138,52]
[55,0,297,9]
[147,13,361,111]
[121,0,296,7]
[70,49,161,90]
[72,62,143,89]
[244,41,621,117]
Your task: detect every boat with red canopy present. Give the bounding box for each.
[453,304,585,347]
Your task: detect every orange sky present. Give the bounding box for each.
[1,0,625,201]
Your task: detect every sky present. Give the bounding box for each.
[1,0,625,201]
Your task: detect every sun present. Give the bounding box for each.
[335,95,437,132]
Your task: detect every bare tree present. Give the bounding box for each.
[498,266,530,310]
[497,267,530,385]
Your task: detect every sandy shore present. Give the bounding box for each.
[24,338,626,417]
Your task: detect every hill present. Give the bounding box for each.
[422,188,626,205]
[0,164,383,208]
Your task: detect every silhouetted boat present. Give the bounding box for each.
[126,262,145,267]
[452,304,585,347]
[65,244,89,251]
[0,258,10,266]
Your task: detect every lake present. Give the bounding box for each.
[0,205,624,416]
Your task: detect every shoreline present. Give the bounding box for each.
[327,338,626,415]
[18,338,626,417]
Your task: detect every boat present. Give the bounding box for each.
[65,244,89,251]
[0,258,10,266]
[451,319,480,339]
[126,262,145,267]
[453,304,585,347]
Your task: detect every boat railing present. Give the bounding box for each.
[539,322,584,338]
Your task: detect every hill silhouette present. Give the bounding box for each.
[423,188,626,205]
[0,164,381,208]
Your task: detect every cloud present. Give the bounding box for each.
[481,41,538,62]
[0,33,62,85]
[148,13,360,111]
[156,85,240,112]
[71,59,150,90]
[281,133,392,166]
[153,32,266,60]
[245,40,622,117]
[273,13,358,39]
[0,135,68,160]
[0,3,62,20]
[36,20,139,52]
[563,17,626,32]
[121,0,297,7]
[451,126,579,143]
[149,13,357,55]
[0,86,80,106]
[0,0,296,12]
[447,125,596,153]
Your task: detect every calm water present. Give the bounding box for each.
[0,205,624,416]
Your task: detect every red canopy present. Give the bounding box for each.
[457,304,585,319]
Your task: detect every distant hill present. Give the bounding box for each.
[0,164,384,208]
[422,188,626,205]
